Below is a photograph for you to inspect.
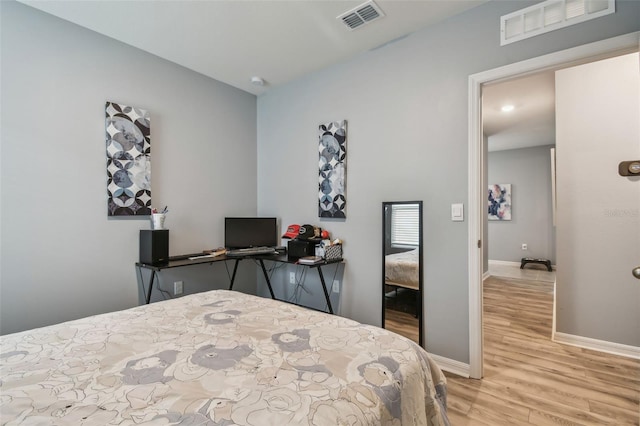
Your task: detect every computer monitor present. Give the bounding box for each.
[224,217,278,249]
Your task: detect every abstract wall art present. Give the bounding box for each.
[105,101,151,216]
[318,120,347,218]
[488,183,512,221]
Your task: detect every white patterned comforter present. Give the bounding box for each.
[1,290,448,425]
[385,248,420,290]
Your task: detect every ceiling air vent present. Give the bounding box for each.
[338,0,385,31]
[500,0,615,46]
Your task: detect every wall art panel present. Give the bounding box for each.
[105,101,151,216]
[318,120,347,218]
[488,183,512,221]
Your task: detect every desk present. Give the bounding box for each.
[135,253,343,313]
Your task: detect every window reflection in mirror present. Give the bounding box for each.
[382,201,423,345]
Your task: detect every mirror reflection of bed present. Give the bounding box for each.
[382,201,423,345]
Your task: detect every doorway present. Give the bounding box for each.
[482,70,557,282]
[482,70,559,376]
[467,32,640,379]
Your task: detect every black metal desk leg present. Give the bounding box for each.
[316,266,334,314]
[229,259,241,290]
[146,270,157,305]
[258,260,276,300]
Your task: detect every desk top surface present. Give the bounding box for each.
[137,252,342,270]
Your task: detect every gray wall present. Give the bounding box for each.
[256,1,640,362]
[488,145,556,264]
[0,2,258,334]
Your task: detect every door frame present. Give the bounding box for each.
[467,31,639,379]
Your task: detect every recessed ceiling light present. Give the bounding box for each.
[501,104,515,112]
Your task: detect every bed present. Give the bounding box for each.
[385,247,420,290]
[1,290,449,425]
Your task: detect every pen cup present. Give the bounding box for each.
[152,213,166,230]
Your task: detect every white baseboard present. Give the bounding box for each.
[482,271,490,281]
[488,260,521,268]
[428,353,470,378]
[553,332,640,360]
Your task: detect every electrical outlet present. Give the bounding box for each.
[332,280,340,293]
[522,243,528,250]
[289,272,296,284]
[174,281,183,295]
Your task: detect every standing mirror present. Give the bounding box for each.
[382,201,423,346]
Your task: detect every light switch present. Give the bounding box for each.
[452,203,464,221]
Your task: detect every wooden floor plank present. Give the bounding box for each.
[588,399,640,425]
[384,308,419,344]
[444,275,640,425]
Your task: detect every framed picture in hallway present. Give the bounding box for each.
[488,183,511,221]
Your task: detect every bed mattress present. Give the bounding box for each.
[385,247,420,290]
[1,290,448,425]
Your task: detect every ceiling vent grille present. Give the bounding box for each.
[500,0,614,46]
[338,0,385,31]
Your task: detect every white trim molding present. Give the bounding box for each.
[429,353,470,378]
[488,260,521,268]
[468,31,640,381]
[554,332,640,360]
[467,63,484,380]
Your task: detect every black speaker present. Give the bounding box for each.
[287,239,316,259]
[139,230,169,264]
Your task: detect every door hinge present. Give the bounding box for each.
[477,240,482,248]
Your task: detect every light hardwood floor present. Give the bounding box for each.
[384,308,419,344]
[445,275,640,425]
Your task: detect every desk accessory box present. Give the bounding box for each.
[140,229,169,264]
[323,243,342,260]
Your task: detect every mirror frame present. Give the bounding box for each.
[381,200,423,346]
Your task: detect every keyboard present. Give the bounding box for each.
[225,246,277,257]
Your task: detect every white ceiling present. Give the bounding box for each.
[483,71,556,152]
[19,0,487,96]
[19,0,554,151]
